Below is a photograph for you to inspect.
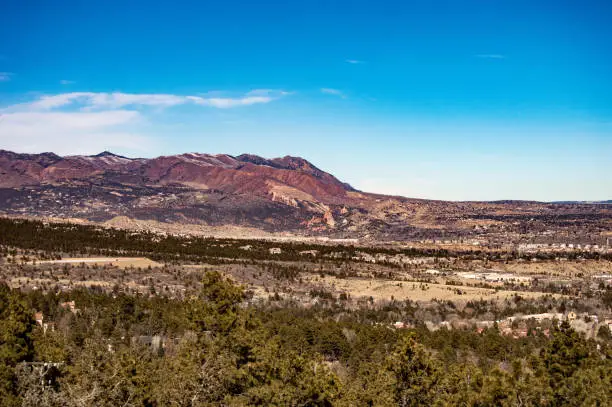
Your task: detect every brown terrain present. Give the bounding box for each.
[0,149,610,245]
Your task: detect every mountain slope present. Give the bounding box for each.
[0,149,610,242]
[0,150,351,204]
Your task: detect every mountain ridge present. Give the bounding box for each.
[0,149,351,202]
[0,149,610,242]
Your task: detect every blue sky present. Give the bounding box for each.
[1,0,610,201]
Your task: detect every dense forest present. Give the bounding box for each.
[1,218,611,264]
[1,272,610,406]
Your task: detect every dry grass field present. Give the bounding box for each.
[10,277,113,289]
[304,275,562,302]
[34,257,162,269]
[499,260,612,277]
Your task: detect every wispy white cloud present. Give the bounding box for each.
[186,89,290,108]
[476,54,506,59]
[321,88,346,98]
[27,92,95,110]
[0,89,289,155]
[87,93,188,109]
[0,72,13,81]
[59,80,75,85]
[188,95,274,108]
[3,110,140,129]
[0,110,149,155]
[246,89,291,97]
[345,59,365,64]
[20,90,288,111]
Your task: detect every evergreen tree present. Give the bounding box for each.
[0,284,35,406]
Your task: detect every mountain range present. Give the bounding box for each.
[0,149,609,241]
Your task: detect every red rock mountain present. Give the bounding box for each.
[1,149,608,241]
[0,150,353,205]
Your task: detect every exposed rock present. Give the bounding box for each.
[323,209,336,227]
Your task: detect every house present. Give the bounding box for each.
[34,311,44,326]
[269,248,282,255]
[34,312,55,334]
